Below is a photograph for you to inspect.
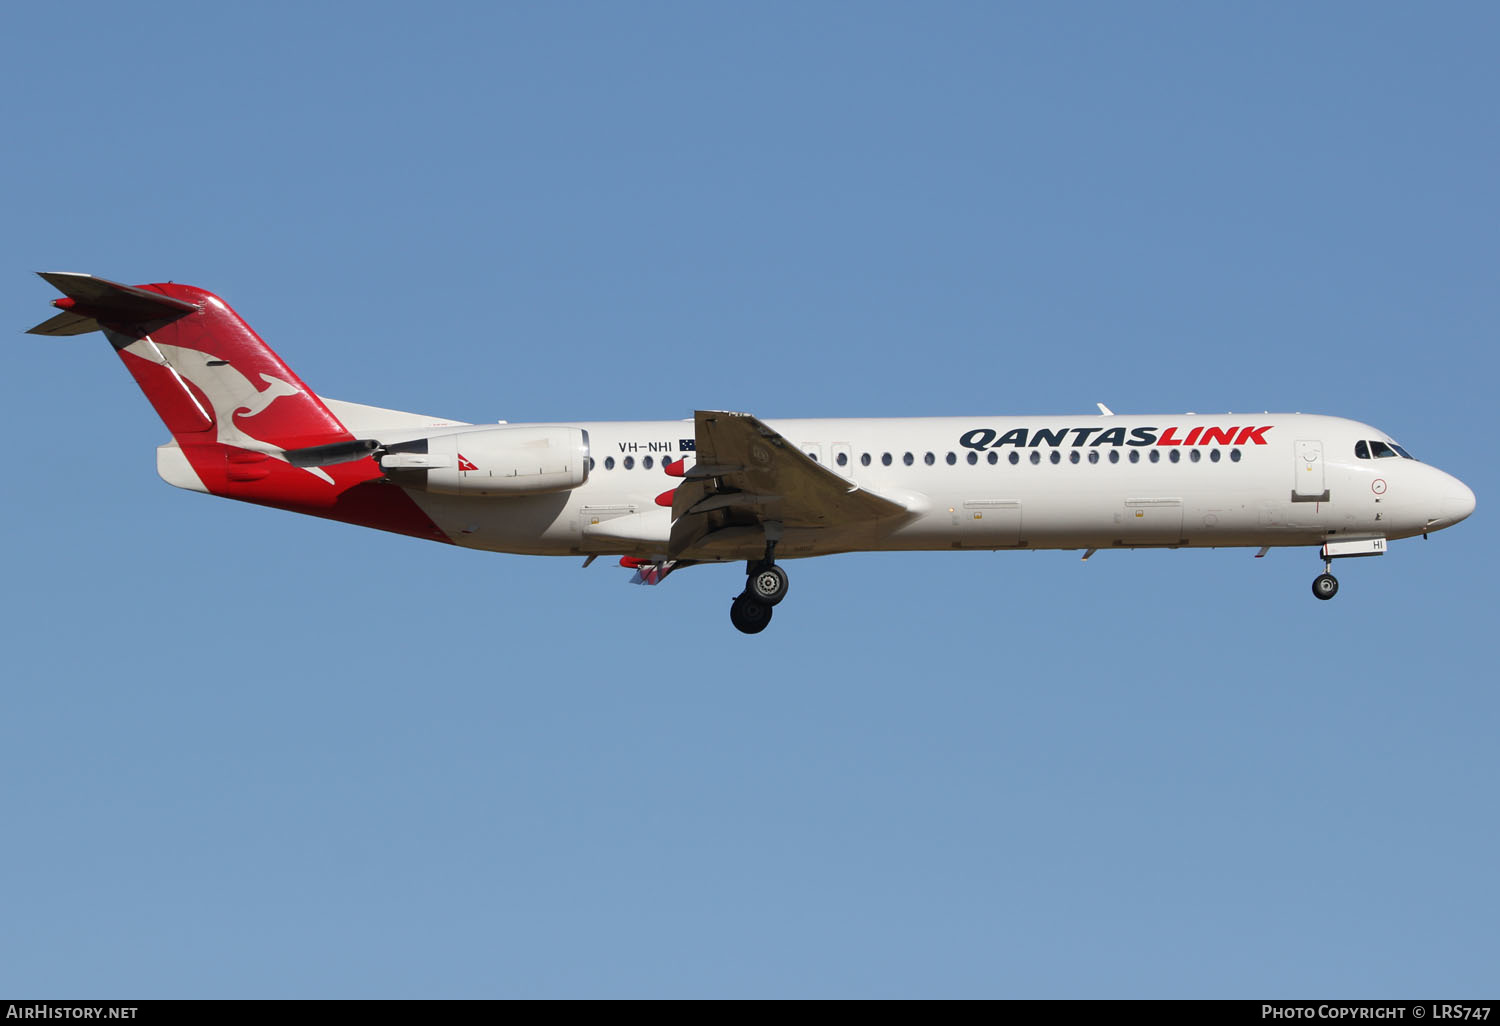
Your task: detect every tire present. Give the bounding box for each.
[730,593,774,634]
[1312,573,1339,601]
[748,565,789,606]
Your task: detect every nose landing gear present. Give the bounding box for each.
[1311,537,1386,600]
[1312,570,1339,600]
[1312,554,1340,600]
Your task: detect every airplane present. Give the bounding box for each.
[28,272,1476,635]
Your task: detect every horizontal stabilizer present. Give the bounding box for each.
[28,272,199,336]
[26,309,103,336]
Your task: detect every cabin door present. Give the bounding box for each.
[1294,440,1327,499]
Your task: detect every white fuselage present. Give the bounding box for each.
[319,410,1474,561]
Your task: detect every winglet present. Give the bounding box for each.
[28,272,199,336]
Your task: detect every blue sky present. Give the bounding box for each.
[2,1,1495,998]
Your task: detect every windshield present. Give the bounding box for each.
[1355,438,1418,461]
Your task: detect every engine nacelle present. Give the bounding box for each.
[380,426,590,496]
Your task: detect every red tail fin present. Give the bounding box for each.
[31,273,451,543]
[33,273,350,452]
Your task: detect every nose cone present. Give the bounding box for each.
[1442,480,1476,525]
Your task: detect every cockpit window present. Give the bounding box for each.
[1357,438,1417,460]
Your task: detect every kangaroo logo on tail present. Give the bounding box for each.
[120,336,335,484]
[235,372,302,417]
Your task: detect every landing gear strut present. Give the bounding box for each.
[729,526,789,634]
[1312,560,1339,601]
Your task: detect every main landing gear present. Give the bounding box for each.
[730,561,788,634]
[1312,560,1339,601]
[730,591,774,634]
[748,563,789,605]
[730,529,789,635]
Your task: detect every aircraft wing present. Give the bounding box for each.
[668,410,914,559]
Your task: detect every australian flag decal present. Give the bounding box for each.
[679,438,696,451]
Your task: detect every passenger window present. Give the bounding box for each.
[860,452,871,467]
[1169,450,1180,464]
[1029,451,1041,465]
[1109,450,1119,464]
[589,457,596,471]
[1009,452,1020,465]
[623,456,635,469]
[1190,449,1201,463]
[967,451,978,465]
[882,452,893,466]
[605,456,615,470]
[1230,448,1242,462]
[987,451,999,465]
[1128,450,1139,463]
[903,452,914,466]
[1355,440,1370,460]
[1210,449,1221,463]
[643,455,654,469]
[1049,451,1061,464]
[946,452,957,465]
[1088,450,1100,464]
[1149,449,1160,463]
[836,451,848,466]
[924,452,935,466]
[1069,451,1080,464]
[807,451,818,462]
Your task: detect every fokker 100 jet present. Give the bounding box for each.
[29,273,1476,634]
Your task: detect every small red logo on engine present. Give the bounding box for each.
[457,454,477,472]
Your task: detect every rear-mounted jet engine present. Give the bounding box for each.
[290,426,591,496]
